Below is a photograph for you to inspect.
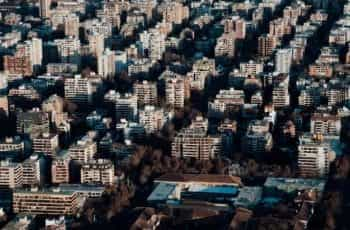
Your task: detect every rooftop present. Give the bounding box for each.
[155,173,242,186]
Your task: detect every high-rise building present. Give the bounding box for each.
[33,133,59,157]
[13,38,43,72]
[139,29,166,60]
[64,75,102,105]
[233,17,246,39]
[116,119,146,141]
[3,55,32,76]
[239,61,264,76]
[272,75,290,108]
[88,32,104,58]
[64,14,80,38]
[218,119,237,156]
[310,113,341,136]
[97,1,121,29]
[80,159,114,185]
[188,57,215,90]
[309,63,333,78]
[162,2,189,25]
[258,34,278,57]
[98,48,116,78]
[16,108,50,137]
[104,91,139,122]
[133,81,158,106]
[98,49,127,77]
[241,120,273,156]
[298,87,321,107]
[269,18,292,39]
[0,96,9,116]
[54,37,81,67]
[139,106,168,134]
[21,154,43,187]
[68,137,97,163]
[171,128,221,160]
[40,0,51,18]
[208,88,245,118]
[52,151,70,184]
[298,134,337,177]
[215,32,235,58]
[165,76,190,108]
[0,160,22,188]
[275,48,293,74]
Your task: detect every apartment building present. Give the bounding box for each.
[80,159,114,185]
[133,81,158,106]
[139,106,168,134]
[68,138,97,163]
[258,34,278,57]
[13,187,81,215]
[21,154,43,187]
[64,75,102,105]
[16,108,50,137]
[310,113,341,136]
[165,76,190,108]
[0,160,22,188]
[162,2,189,25]
[33,133,59,157]
[239,61,264,76]
[298,134,337,177]
[275,48,293,74]
[52,151,70,184]
[208,88,245,118]
[0,136,25,160]
[241,120,273,156]
[172,128,221,160]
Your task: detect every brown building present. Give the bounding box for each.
[13,187,81,215]
[3,55,33,76]
[309,63,333,78]
[133,80,158,106]
[258,34,278,58]
[52,151,70,184]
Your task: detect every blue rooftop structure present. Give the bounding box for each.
[147,183,176,203]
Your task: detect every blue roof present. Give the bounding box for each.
[147,183,176,202]
[187,184,238,195]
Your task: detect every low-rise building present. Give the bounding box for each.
[13,187,82,215]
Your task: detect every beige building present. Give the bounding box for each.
[162,2,189,25]
[21,155,42,187]
[133,81,158,106]
[81,159,114,185]
[298,134,337,178]
[64,14,80,38]
[172,128,221,160]
[68,138,97,163]
[33,133,59,157]
[0,160,22,188]
[139,106,168,134]
[165,75,190,108]
[40,0,51,18]
[208,88,245,118]
[64,75,102,105]
[215,32,235,58]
